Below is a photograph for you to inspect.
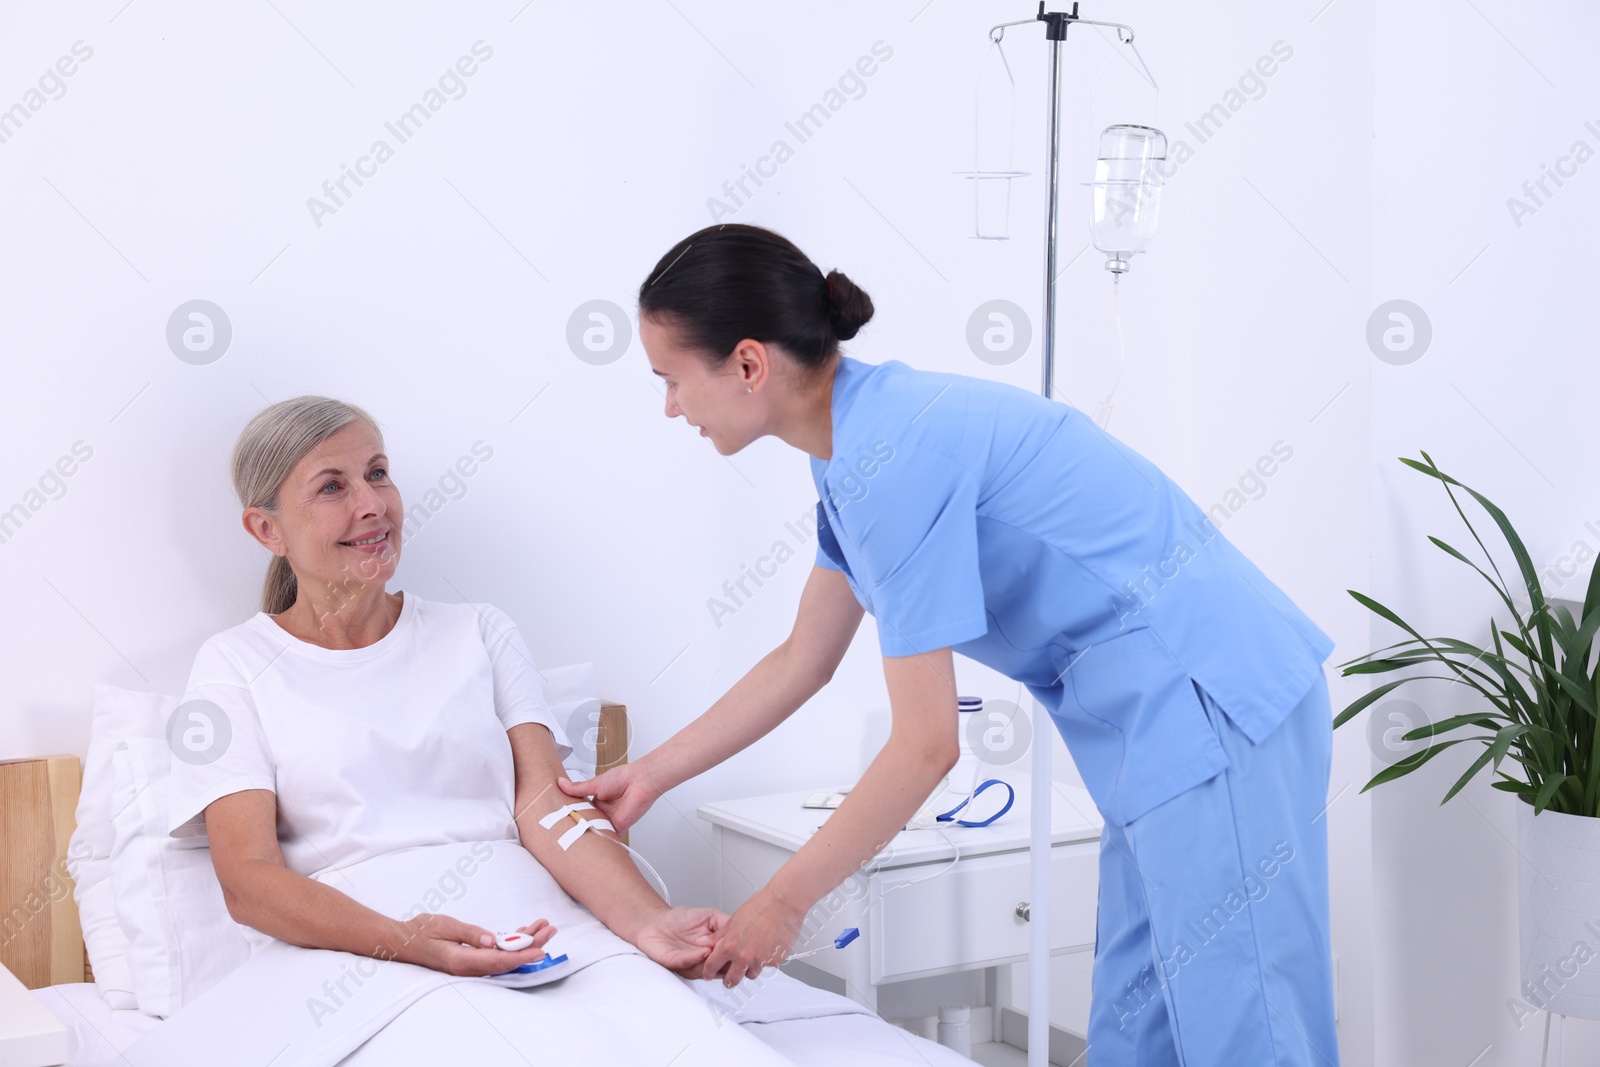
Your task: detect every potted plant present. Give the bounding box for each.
[1334,451,1600,1020]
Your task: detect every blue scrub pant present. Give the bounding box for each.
[1084,675,1340,1066]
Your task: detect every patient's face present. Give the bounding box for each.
[641,314,764,455]
[269,421,402,597]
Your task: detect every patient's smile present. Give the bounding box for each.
[341,529,390,550]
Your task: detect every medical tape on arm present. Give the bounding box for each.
[537,801,616,851]
[535,797,673,905]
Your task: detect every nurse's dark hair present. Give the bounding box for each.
[637,224,874,371]
[230,396,384,616]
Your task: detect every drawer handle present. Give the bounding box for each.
[1016,902,1031,923]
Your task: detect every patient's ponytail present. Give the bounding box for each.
[229,396,383,615]
[261,555,298,617]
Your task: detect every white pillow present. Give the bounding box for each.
[109,738,251,1018]
[68,683,172,1010]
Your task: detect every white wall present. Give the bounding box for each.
[1369,1,1600,1063]
[9,1,1585,1062]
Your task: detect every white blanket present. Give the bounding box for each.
[36,977,975,1067]
[118,840,875,1066]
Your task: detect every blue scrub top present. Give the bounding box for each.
[811,356,1335,825]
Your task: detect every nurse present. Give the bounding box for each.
[559,223,1341,1066]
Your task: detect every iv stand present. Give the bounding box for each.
[987,5,1144,1064]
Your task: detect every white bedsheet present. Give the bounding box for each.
[35,840,975,1065]
[35,975,975,1067]
[31,983,159,1067]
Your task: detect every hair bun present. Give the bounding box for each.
[637,224,873,370]
[824,269,875,342]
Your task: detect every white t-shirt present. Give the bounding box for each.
[166,593,572,879]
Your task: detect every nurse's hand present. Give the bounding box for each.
[399,913,557,977]
[634,906,728,977]
[558,764,660,835]
[700,887,803,987]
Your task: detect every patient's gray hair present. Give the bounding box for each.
[230,396,383,615]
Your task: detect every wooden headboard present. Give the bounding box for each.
[0,701,629,991]
[0,755,85,990]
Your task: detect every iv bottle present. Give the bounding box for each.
[1090,124,1167,273]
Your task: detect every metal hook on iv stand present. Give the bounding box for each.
[985,6,1151,1065]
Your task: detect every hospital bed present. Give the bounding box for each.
[0,692,978,1067]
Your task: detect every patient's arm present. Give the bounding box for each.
[205,789,555,976]
[509,722,718,972]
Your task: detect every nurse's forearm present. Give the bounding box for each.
[641,564,864,795]
[641,640,822,793]
[767,645,960,916]
[767,730,954,914]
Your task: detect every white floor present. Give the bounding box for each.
[969,1039,1029,1065]
[886,1019,1073,1065]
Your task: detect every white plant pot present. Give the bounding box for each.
[1517,794,1600,1019]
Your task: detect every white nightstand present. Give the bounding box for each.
[0,963,68,1067]
[697,777,1105,1015]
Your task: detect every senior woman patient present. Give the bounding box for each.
[165,395,793,1064]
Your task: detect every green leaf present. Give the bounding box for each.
[1583,544,1600,633]
[1534,773,1574,814]
[1573,607,1600,674]
[1341,655,1449,676]
[1345,591,1518,702]
[1587,670,1600,815]
[1347,590,1419,640]
[1441,725,1530,803]
[1332,678,1416,729]
[1402,712,1501,740]
[1427,534,1522,623]
[1360,737,1474,792]
[1500,629,1538,661]
[1403,452,1546,657]
[1550,670,1597,716]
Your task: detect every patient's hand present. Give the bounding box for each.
[634,906,728,977]
[399,913,557,977]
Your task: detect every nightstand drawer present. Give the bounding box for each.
[869,840,1099,983]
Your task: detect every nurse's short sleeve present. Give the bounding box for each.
[832,443,988,657]
[167,638,278,838]
[475,604,573,761]
[814,501,847,573]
